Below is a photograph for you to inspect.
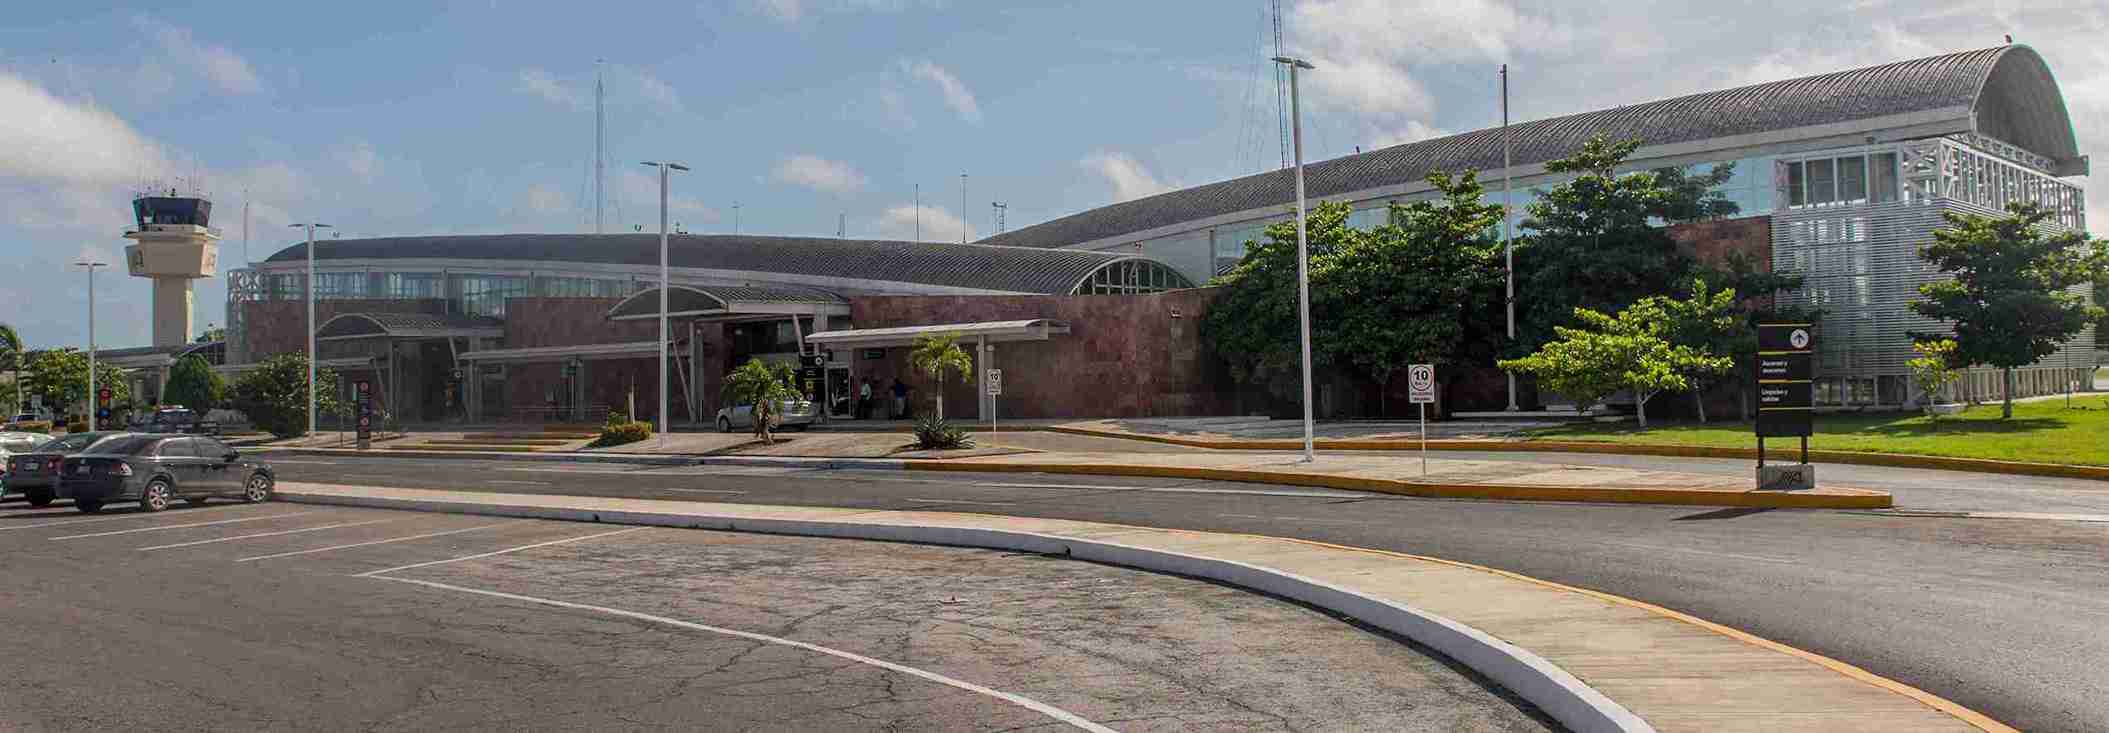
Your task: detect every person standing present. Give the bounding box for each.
[890,378,909,420]
[857,378,874,419]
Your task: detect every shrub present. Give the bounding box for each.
[65,419,86,434]
[912,417,974,450]
[591,420,653,448]
[11,420,52,434]
[163,354,226,412]
[230,353,342,438]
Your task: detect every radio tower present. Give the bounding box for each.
[991,201,1007,235]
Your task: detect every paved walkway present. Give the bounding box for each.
[276,483,1998,733]
[1063,416,1564,441]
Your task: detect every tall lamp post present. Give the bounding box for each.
[1272,55,1317,463]
[639,161,689,442]
[75,261,108,430]
[290,222,331,438]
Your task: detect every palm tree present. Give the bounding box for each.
[909,332,973,421]
[0,323,21,417]
[723,357,800,444]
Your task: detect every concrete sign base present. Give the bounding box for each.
[1757,464,1816,491]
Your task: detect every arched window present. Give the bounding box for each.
[1072,259,1195,295]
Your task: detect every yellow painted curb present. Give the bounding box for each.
[1042,425,2109,482]
[907,460,1893,509]
[390,444,548,453]
[1271,536,2018,733]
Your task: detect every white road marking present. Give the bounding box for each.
[487,479,550,486]
[136,519,398,551]
[1,513,163,531]
[368,575,1117,733]
[49,512,317,541]
[658,488,747,495]
[238,523,508,562]
[267,460,340,465]
[1219,513,1377,526]
[354,527,648,577]
[905,498,1013,506]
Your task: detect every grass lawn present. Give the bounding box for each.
[1525,394,2109,466]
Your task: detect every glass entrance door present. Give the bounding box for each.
[826,366,853,418]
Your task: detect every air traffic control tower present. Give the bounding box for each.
[123,193,221,347]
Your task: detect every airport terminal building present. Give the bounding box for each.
[205,44,2092,423]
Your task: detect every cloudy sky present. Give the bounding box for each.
[3,0,2104,348]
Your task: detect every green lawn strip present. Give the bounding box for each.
[1523,395,2109,467]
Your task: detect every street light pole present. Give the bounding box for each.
[290,223,331,438]
[75,261,107,430]
[1502,64,1520,412]
[640,161,689,443]
[1273,55,1317,463]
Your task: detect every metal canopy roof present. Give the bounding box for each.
[315,312,505,341]
[805,319,1071,349]
[457,341,663,364]
[262,233,1173,295]
[606,284,849,322]
[980,45,2085,249]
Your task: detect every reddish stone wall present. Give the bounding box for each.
[847,288,1235,420]
[241,299,448,361]
[1669,215,1771,271]
[499,298,706,422]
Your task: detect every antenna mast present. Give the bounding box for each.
[595,59,605,234]
[1272,0,1289,169]
[991,201,1007,235]
[959,173,968,244]
[838,212,846,238]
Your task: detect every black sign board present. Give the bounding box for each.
[1754,324,1815,438]
[354,380,374,444]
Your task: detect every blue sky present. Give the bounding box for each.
[3,0,2105,349]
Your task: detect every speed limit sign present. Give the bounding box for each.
[1408,364,1436,404]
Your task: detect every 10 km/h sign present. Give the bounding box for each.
[1408,364,1436,404]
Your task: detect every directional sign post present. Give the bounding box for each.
[1754,324,1815,490]
[354,380,373,450]
[1408,364,1436,475]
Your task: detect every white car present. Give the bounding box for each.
[714,399,819,433]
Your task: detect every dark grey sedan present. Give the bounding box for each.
[59,435,275,514]
[6,431,128,507]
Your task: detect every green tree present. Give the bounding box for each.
[1499,297,1734,427]
[1651,162,1742,224]
[230,352,342,438]
[0,323,21,415]
[1909,202,2108,419]
[196,325,226,344]
[1907,339,1964,421]
[1202,201,1355,403]
[23,349,132,423]
[1320,171,1507,414]
[722,357,800,443]
[1692,251,1817,420]
[910,332,973,421]
[2095,278,2108,349]
[1512,135,1707,357]
[163,354,226,411]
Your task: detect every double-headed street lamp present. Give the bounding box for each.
[74,261,108,430]
[639,161,689,442]
[290,222,332,438]
[1272,55,1317,463]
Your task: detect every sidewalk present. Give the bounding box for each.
[274,483,1999,733]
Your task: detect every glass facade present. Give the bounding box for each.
[452,274,529,318]
[536,276,633,298]
[1075,259,1192,295]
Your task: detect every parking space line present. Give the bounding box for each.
[48,511,317,541]
[367,574,1116,733]
[1,513,167,531]
[905,498,1014,506]
[488,480,549,486]
[136,519,398,551]
[237,523,507,562]
[659,488,746,495]
[354,527,648,577]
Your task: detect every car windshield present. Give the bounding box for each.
[85,435,161,456]
[34,433,101,453]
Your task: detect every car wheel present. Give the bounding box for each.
[717,417,732,433]
[75,499,102,514]
[186,497,211,506]
[25,490,53,507]
[140,480,173,513]
[243,473,273,503]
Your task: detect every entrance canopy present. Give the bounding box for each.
[804,319,1071,350]
[316,312,504,341]
[607,284,848,322]
[457,341,664,365]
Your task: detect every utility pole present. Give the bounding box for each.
[991,201,1007,235]
[289,222,332,438]
[75,261,107,430]
[639,161,689,444]
[1503,64,1520,412]
[1272,0,1289,169]
[1274,55,1317,463]
[595,60,605,235]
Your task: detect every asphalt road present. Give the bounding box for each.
[0,501,1553,732]
[247,453,2109,732]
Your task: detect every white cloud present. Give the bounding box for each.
[517,68,588,110]
[1282,0,1556,145]
[1081,151,1173,202]
[523,184,570,215]
[137,17,263,95]
[770,154,868,194]
[333,140,383,183]
[874,204,974,243]
[906,60,982,124]
[0,72,171,186]
[613,168,721,229]
[632,69,682,111]
[750,0,803,22]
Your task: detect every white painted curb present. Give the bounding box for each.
[279,490,1653,733]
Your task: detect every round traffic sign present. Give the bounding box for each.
[1409,365,1434,391]
[1789,329,1811,349]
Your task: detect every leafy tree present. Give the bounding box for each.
[196,325,226,344]
[1692,251,1818,420]
[0,323,21,415]
[1512,135,1704,357]
[1624,279,1741,422]
[1909,202,2108,418]
[230,352,342,438]
[910,332,974,421]
[1202,201,1355,403]
[163,354,226,411]
[1650,162,1742,224]
[723,357,800,444]
[2096,278,2108,349]
[1499,297,1734,427]
[1320,172,1507,413]
[1907,339,1964,420]
[23,349,132,423]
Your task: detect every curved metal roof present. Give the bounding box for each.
[606,284,846,321]
[981,45,2082,249]
[315,312,504,340]
[261,233,1171,295]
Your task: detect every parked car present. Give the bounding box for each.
[59,434,273,514]
[714,399,819,433]
[5,413,40,430]
[137,406,222,436]
[5,431,126,506]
